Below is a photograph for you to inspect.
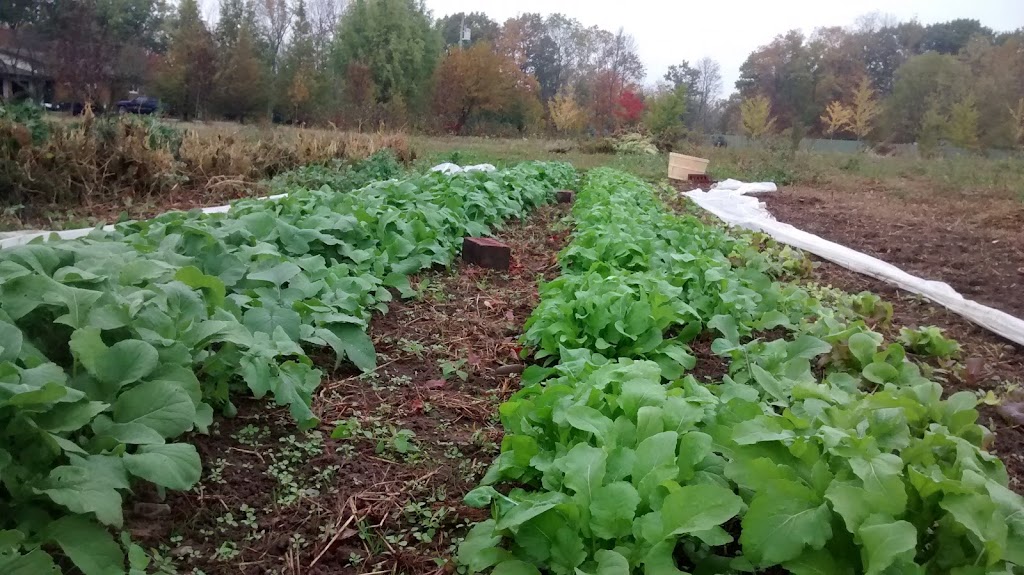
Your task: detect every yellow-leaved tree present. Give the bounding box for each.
[1009,98,1024,148]
[740,95,776,140]
[947,93,980,150]
[550,90,588,136]
[820,101,852,139]
[849,76,881,142]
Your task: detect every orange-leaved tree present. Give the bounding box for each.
[431,43,541,134]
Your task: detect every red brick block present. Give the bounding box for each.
[463,237,511,271]
[556,190,576,203]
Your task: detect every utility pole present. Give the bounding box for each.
[459,13,470,49]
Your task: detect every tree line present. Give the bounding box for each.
[1,2,1022,149]
[730,16,1024,150]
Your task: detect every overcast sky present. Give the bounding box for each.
[424,0,1024,95]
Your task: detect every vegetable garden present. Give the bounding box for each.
[0,155,1021,575]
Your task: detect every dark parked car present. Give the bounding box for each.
[115,96,160,115]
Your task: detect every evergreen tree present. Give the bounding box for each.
[332,0,441,116]
[280,0,316,122]
[213,21,267,121]
[154,0,217,119]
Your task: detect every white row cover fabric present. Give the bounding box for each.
[684,186,1024,347]
[712,179,778,195]
[428,162,497,175]
[0,193,289,251]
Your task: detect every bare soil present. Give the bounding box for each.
[761,184,1024,318]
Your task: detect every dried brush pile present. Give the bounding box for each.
[0,109,413,224]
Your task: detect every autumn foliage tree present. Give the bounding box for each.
[616,89,644,126]
[848,76,881,141]
[550,90,587,135]
[1010,98,1024,148]
[820,101,852,139]
[740,95,776,139]
[946,93,981,150]
[431,43,542,134]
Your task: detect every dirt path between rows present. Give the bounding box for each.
[125,204,570,574]
[761,185,1024,319]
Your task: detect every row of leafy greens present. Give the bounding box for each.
[0,153,577,574]
[459,168,1024,575]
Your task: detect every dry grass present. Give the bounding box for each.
[0,114,412,226]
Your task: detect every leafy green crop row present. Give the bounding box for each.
[0,158,576,574]
[459,169,1024,575]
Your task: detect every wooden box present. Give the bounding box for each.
[668,153,710,181]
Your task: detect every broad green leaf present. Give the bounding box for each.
[631,431,678,502]
[69,327,106,379]
[557,443,606,502]
[862,362,898,384]
[740,480,832,565]
[123,443,202,490]
[787,335,831,360]
[825,481,871,533]
[0,549,60,575]
[0,321,23,362]
[635,405,665,444]
[783,548,852,575]
[660,483,743,535]
[848,454,907,515]
[676,431,712,480]
[495,492,568,531]
[175,266,226,307]
[247,262,302,287]
[940,493,1006,563]
[751,364,790,403]
[550,525,587,573]
[34,401,108,433]
[91,417,165,445]
[492,560,542,575]
[37,465,123,527]
[273,361,321,429]
[620,377,667,420]
[45,515,124,575]
[858,515,917,575]
[465,486,502,508]
[49,285,104,329]
[243,305,302,340]
[642,540,688,574]
[457,520,511,572]
[592,549,630,575]
[708,314,739,344]
[95,340,159,388]
[112,380,196,438]
[325,323,376,371]
[590,481,641,539]
[565,405,614,444]
[515,511,564,564]
[848,332,879,366]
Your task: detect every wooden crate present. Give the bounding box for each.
[668,153,709,181]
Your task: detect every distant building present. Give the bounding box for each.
[0,31,54,102]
